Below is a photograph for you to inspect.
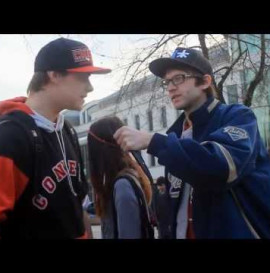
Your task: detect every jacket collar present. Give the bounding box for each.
[167,96,220,135]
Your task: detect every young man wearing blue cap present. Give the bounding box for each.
[0,38,111,239]
[114,47,270,239]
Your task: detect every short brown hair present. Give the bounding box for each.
[27,70,68,93]
[194,76,217,97]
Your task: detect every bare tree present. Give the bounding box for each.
[116,34,270,109]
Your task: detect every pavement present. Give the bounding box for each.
[91,225,159,239]
[92,225,102,239]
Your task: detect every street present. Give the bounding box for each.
[91,225,159,239]
[92,225,102,239]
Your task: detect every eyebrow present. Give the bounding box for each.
[164,73,188,79]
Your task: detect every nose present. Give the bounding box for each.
[167,81,177,94]
[87,80,94,93]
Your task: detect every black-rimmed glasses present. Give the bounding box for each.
[160,74,202,89]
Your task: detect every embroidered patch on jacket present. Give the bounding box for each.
[167,173,183,199]
[223,126,248,141]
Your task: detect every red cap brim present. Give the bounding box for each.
[67,66,111,74]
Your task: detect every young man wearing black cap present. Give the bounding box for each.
[114,47,270,239]
[0,38,111,239]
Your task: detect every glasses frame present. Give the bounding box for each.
[160,73,203,90]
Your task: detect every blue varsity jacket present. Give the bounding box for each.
[147,96,270,239]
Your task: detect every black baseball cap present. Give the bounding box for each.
[149,47,213,78]
[34,37,111,74]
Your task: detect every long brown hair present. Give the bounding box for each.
[87,116,152,218]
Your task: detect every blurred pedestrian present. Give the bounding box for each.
[153,176,172,239]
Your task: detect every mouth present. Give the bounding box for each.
[171,95,181,102]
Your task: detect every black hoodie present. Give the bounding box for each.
[0,97,87,239]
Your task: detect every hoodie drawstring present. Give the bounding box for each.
[55,129,77,196]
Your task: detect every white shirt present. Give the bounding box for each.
[176,125,193,239]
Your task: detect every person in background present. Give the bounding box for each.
[153,176,172,239]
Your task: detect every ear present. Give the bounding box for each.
[201,74,212,90]
[47,71,62,84]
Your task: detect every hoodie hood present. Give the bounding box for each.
[0,97,64,132]
[0,97,33,115]
[31,110,65,132]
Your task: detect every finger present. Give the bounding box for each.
[120,132,130,147]
[113,126,126,140]
[113,129,120,140]
[120,142,127,152]
[115,130,129,147]
[114,132,124,146]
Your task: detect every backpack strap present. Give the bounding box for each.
[130,151,154,185]
[112,173,154,239]
[130,151,158,228]
[0,110,43,192]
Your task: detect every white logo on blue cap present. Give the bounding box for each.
[175,49,190,58]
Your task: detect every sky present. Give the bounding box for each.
[0,34,162,104]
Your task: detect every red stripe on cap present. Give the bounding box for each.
[67,66,111,74]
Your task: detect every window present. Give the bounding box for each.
[135,115,140,130]
[226,84,238,104]
[239,69,255,98]
[161,106,167,128]
[86,108,92,123]
[149,155,156,167]
[82,112,85,124]
[80,144,89,177]
[148,110,153,131]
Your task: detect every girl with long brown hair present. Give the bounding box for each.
[87,116,154,239]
